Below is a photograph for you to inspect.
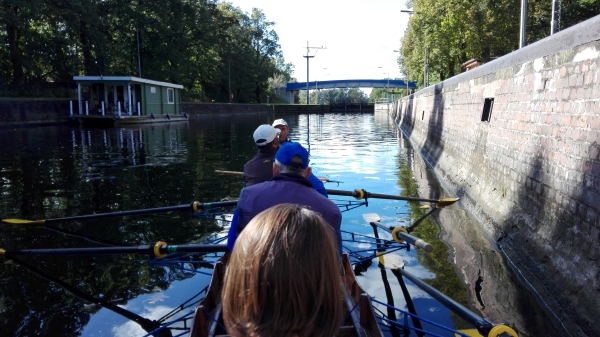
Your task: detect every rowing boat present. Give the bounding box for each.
[2,196,520,337]
[188,253,383,337]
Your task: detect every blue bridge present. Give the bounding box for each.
[285,79,417,91]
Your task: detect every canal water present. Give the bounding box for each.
[0,111,547,336]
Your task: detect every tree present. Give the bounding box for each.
[306,88,367,104]
[0,0,290,102]
[398,0,600,89]
[243,8,281,102]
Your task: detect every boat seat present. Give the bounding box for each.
[214,326,358,337]
[340,325,360,336]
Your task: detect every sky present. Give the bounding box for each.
[231,0,411,87]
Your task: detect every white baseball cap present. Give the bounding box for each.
[253,124,281,146]
[272,119,288,127]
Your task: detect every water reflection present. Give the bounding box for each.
[74,125,188,176]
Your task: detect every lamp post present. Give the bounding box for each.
[135,19,159,78]
[378,66,390,102]
[303,41,326,104]
[520,0,527,47]
[136,28,141,77]
[550,0,558,35]
[387,72,390,92]
[401,9,427,88]
[228,55,232,102]
[393,49,409,96]
[384,71,389,102]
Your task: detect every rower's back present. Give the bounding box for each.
[222,204,343,337]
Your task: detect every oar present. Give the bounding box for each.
[2,200,238,225]
[0,242,228,258]
[406,206,439,233]
[329,189,459,206]
[11,256,166,335]
[395,267,518,337]
[214,169,336,183]
[316,176,343,184]
[214,170,243,176]
[369,221,424,337]
[363,213,433,252]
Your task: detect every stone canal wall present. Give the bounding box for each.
[0,100,71,127]
[393,16,600,336]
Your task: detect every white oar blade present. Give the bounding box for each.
[362,213,380,223]
[380,252,405,269]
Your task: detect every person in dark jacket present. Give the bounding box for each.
[227,142,342,254]
[243,124,280,187]
[245,122,328,196]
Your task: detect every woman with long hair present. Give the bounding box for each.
[222,203,344,337]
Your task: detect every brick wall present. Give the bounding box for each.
[393,16,600,336]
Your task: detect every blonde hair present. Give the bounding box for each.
[222,204,343,337]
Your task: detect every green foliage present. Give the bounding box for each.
[399,0,600,89]
[369,85,408,103]
[303,88,368,104]
[0,0,291,102]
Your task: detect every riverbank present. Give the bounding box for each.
[0,101,376,128]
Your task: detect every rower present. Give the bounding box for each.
[228,142,342,254]
[243,124,281,187]
[272,118,327,195]
[222,204,344,337]
[244,122,327,196]
[272,118,291,143]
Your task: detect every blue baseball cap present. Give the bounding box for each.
[275,142,309,169]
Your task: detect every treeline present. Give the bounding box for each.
[0,0,292,102]
[304,88,369,104]
[399,0,600,87]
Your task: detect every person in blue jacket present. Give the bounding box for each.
[228,142,342,254]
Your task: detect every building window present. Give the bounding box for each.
[167,88,174,104]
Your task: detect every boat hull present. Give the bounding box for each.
[76,114,188,126]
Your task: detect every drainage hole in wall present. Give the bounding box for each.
[481,98,494,122]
